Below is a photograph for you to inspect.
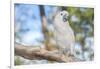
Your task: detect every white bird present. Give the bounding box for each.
[53,11,75,56]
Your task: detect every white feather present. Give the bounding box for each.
[53,11,75,55]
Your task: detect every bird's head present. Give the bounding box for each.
[55,11,69,22]
[60,11,69,22]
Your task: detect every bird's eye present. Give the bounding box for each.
[61,13,63,16]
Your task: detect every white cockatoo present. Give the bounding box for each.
[53,10,75,56]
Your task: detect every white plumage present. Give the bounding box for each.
[53,11,75,56]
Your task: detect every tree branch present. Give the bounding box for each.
[15,43,79,63]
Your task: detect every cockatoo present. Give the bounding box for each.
[53,11,75,56]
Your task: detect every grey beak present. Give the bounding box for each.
[63,14,68,22]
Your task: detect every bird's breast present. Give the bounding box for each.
[54,25,75,44]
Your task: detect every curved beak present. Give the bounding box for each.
[63,14,68,22]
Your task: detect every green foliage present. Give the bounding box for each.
[15,56,22,65]
[67,7,94,38]
[66,7,94,60]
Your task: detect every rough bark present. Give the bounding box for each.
[15,42,79,63]
[39,5,51,51]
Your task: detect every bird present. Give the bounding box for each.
[53,10,75,57]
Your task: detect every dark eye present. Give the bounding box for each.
[61,13,63,16]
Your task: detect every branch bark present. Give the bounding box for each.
[39,5,50,51]
[15,42,79,63]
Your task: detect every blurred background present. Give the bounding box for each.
[14,4,94,65]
